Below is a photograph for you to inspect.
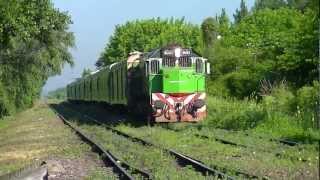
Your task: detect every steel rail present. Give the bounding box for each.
[163,126,307,164]
[0,161,47,180]
[62,104,260,179]
[51,108,151,180]
[161,125,300,147]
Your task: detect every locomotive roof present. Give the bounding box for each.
[143,47,201,59]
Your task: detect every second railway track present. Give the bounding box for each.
[50,107,152,180]
[53,103,262,180]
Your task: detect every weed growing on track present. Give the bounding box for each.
[73,123,209,180]
[59,100,319,179]
[116,125,318,179]
[85,167,118,180]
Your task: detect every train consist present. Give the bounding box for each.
[67,44,210,122]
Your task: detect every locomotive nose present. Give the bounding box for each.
[162,68,200,94]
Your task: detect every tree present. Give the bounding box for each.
[218,8,230,36]
[98,18,202,66]
[233,0,249,24]
[287,0,319,12]
[253,0,287,11]
[47,87,66,100]
[0,0,74,116]
[201,17,219,48]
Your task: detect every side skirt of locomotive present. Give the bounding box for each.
[151,92,206,122]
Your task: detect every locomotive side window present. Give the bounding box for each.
[162,57,175,67]
[196,58,204,73]
[150,59,160,74]
[144,61,150,75]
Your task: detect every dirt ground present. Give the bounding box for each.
[0,101,116,179]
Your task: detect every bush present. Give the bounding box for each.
[205,96,266,130]
[47,87,67,100]
[254,111,303,138]
[206,79,230,98]
[0,84,10,118]
[261,85,296,114]
[223,70,261,99]
[296,81,319,129]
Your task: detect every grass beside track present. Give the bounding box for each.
[163,124,318,163]
[0,101,115,179]
[116,125,318,179]
[60,101,318,180]
[54,104,213,179]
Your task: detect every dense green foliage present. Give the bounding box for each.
[209,7,318,90]
[97,18,202,66]
[97,0,319,132]
[205,82,319,140]
[0,0,74,118]
[204,0,319,131]
[47,87,66,100]
[233,0,249,24]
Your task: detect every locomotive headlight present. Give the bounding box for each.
[193,99,205,109]
[174,48,181,58]
[153,100,165,110]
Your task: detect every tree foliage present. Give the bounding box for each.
[218,8,230,36]
[0,0,74,117]
[201,17,219,48]
[47,87,66,100]
[233,0,249,24]
[253,0,287,11]
[204,1,319,98]
[97,18,202,66]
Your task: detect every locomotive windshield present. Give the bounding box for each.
[161,45,193,67]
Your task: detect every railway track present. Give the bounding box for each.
[0,161,47,180]
[162,125,301,147]
[50,107,151,180]
[57,103,261,180]
[160,126,309,163]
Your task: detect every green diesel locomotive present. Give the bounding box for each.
[67,44,210,122]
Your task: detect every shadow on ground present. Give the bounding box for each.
[281,135,320,145]
[49,101,150,128]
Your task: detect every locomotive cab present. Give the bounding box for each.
[144,44,210,122]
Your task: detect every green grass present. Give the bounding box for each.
[202,96,320,142]
[72,122,208,180]
[115,124,318,179]
[85,167,118,180]
[56,103,210,179]
[56,98,319,179]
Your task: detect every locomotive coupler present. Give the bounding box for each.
[175,102,183,121]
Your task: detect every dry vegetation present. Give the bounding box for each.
[0,101,114,179]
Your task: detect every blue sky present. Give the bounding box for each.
[42,0,254,94]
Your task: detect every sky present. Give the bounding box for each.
[42,0,254,94]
